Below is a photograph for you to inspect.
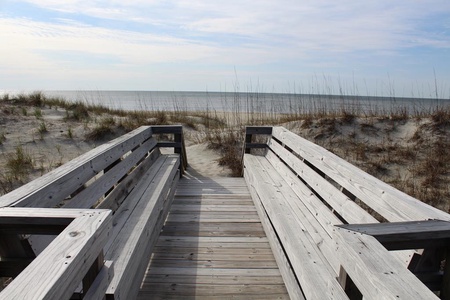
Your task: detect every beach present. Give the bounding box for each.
[0,93,448,213]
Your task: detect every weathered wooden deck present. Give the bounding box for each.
[1,125,449,299]
[138,175,289,299]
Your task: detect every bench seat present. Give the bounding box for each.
[0,126,185,299]
[244,126,450,300]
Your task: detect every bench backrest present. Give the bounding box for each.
[246,126,449,224]
[244,126,450,299]
[0,125,186,299]
[0,125,186,210]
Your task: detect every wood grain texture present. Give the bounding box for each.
[66,137,157,209]
[244,154,348,300]
[83,260,114,300]
[271,126,450,222]
[337,219,450,250]
[139,176,289,299]
[0,209,112,300]
[105,155,180,299]
[0,126,153,208]
[334,227,439,299]
[245,167,306,300]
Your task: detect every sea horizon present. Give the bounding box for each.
[2,89,449,114]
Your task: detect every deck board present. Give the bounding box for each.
[138,176,289,299]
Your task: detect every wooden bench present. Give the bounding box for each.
[0,125,186,299]
[243,126,450,300]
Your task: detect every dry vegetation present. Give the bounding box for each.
[0,91,449,213]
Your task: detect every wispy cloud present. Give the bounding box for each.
[1,0,450,93]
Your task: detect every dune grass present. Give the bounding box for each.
[0,91,449,212]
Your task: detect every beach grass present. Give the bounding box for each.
[0,91,449,212]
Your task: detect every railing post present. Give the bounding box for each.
[151,125,188,176]
[244,126,273,153]
[245,131,253,154]
[241,126,273,176]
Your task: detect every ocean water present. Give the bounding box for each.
[36,90,450,114]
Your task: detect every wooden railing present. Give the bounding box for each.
[243,126,450,300]
[151,125,188,174]
[0,125,186,299]
[0,208,112,300]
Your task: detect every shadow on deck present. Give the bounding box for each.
[138,168,289,299]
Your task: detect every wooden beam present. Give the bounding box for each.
[271,126,450,222]
[333,226,439,299]
[0,209,112,300]
[244,154,348,299]
[245,143,268,149]
[83,260,114,300]
[151,125,183,134]
[245,126,273,135]
[244,168,305,300]
[105,155,180,299]
[244,126,272,154]
[65,137,157,209]
[337,220,450,250]
[0,126,153,208]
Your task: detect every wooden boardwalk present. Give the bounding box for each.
[138,175,290,299]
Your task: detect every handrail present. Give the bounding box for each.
[151,125,188,175]
[0,208,112,299]
[244,126,272,153]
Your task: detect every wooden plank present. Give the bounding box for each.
[0,209,112,300]
[149,252,275,261]
[152,246,275,255]
[161,222,264,230]
[140,176,289,299]
[267,140,378,225]
[157,236,268,244]
[166,214,261,223]
[97,148,161,211]
[145,267,282,277]
[246,143,268,149]
[66,137,157,209]
[138,294,289,300]
[243,154,348,299]
[157,141,182,148]
[138,283,288,296]
[0,126,153,208]
[161,230,265,238]
[265,134,414,267]
[333,226,438,299]
[337,219,450,250]
[151,125,183,134]
[245,168,306,300]
[126,170,179,300]
[251,154,344,270]
[271,126,450,222]
[156,240,271,249]
[160,222,265,237]
[168,211,258,216]
[28,150,165,256]
[105,155,180,299]
[83,260,114,300]
[151,125,188,173]
[103,155,168,253]
[142,274,285,285]
[246,126,273,135]
[147,259,278,268]
[169,204,257,212]
[173,199,254,206]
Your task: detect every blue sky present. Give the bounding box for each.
[1,0,450,97]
